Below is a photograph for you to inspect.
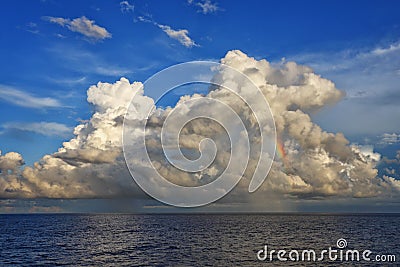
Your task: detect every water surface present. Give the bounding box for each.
[0,214,398,266]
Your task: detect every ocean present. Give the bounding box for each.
[0,214,398,266]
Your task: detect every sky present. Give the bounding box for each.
[1,0,400,213]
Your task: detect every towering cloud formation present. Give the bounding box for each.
[218,51,387,198]
[1,51,399,202]
[0,151,26,195]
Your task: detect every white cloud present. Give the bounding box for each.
[55,33,67,39]
[138,16,198,48]
[0,85,62,109]
[371,42,400,56]
[0,151,29,197]
[0,51,399,204]
[0,151,24,172]
[2,122,72,138]
[189,0,220,14]
[44,16,111,42]
[120,1,134,13]
[379,133,400,145]
[357,145,381,162]
[157,24,198,47]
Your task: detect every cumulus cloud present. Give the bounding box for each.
[213,50,387,198]
[381,150,400,181]
[2,122,72,138]
[0,78,148,198]
[44,16,111,41]
[0,85,62,109]
[0,50,399,203]
[0,151,30,197]
[0,151,24,172]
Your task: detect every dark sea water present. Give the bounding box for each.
[0,214,398,266]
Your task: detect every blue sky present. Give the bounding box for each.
[1,0,400,212]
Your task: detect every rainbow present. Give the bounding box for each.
[276,137,288,171]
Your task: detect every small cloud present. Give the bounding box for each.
[54,33,66,39]
[137,16,152,23]
[43,16,111,42]
[189,0,220,14]
[0,85,62,109]
[120,1,134,13]
[2,122,72,138]
[138,16,198,48]
[158,24,198,48]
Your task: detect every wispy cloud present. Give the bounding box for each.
[17,22,40,35]
[2,122,72,138]
[290,40,400,74]
[47,45,133,77]
[371,42,400,56]
[46,76,87,85]
[188,0,220,14]
[26,22,39,34]
[120,1,134,13]
[94,66,131,76]
[0,85,62,109]
[43,16,111,42]
[138,16,198,48]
